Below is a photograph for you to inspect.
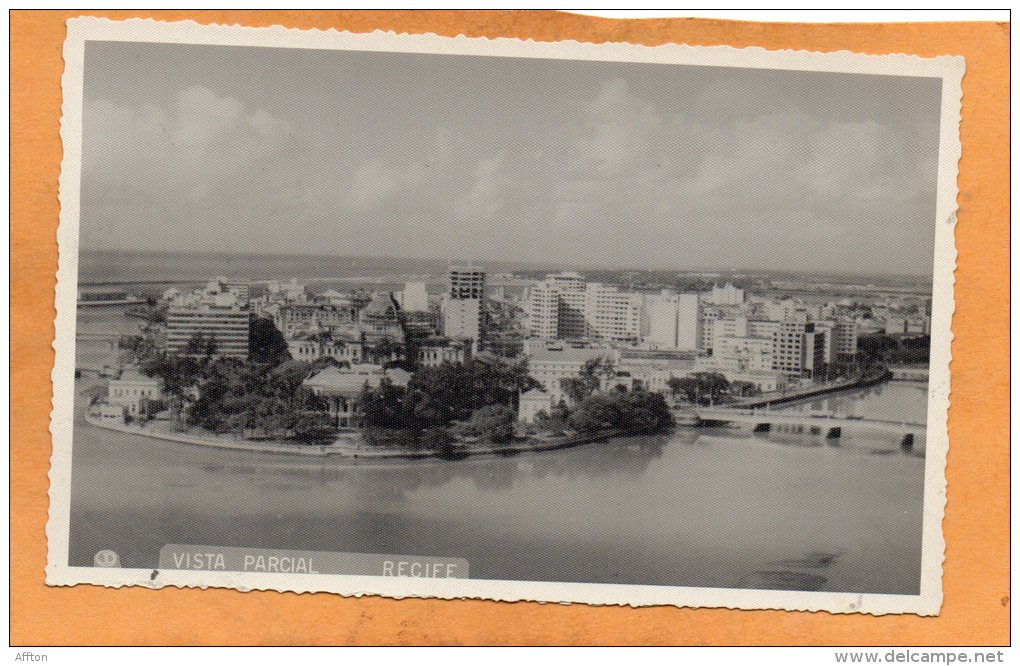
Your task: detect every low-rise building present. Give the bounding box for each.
[98,403,127,425]
[287,334,365,365]
[303,364,412,429]
[906,315,931,335]
[107,369,163,417]
[884,315,908,335]
[415,337,472,367]
[518,388,557,424]
[526,345,617,404]
[711,335,775,374]
[271,302,357,338]
[360,293,403,337]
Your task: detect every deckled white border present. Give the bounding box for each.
[48,16,962,616]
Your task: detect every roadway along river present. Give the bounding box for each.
[67,379,928,594]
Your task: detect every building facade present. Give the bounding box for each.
[518,389,557,424]
[443,267,486,344]
[303,364,411,429]
[107,369,163,417]
[400,281,430,313]
[643,291,702,351]
[165,290,250,359]
[415,338,471,367]
[773,319,827,380]
[705,283,745,306]
[442,297,482,344]
[448,266,486,299]
[525,273,642,343]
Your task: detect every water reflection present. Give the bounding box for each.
[779,381,928,424]
[68,383,926,594]
[192,433,671,497]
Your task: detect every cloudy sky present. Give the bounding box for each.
[80,41,942,275]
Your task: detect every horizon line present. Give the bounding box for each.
[79,247,936,281]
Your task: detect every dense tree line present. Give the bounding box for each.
[136,319,335,443]
[665,372,732,405]
[567,390,673,435]
[858,334,930,366]
[559,357,617,404]
[359,359,536,448]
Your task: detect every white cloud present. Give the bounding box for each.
[451,154,506,221]
[343,159,427,212]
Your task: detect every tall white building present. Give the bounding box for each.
[705,283,745,306]
[774,318,827,380]
[816,317,859,366]
[401,281,429,313]
[583,283,642,342]
[525,281,561,339]
[526,273,641,342]
[675,293,702,352]
[643,291,702,352]
[166,290,250,359]
[442,267,485,344]
[448,266,486,299]
[644,292,679,348]
[443,297,482,342]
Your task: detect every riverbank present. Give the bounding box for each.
[84,413,640,460]
[85,414,340,456]
[729,368,892,410]
[71,380,926,593]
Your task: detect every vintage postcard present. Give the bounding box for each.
[48,16,962,615]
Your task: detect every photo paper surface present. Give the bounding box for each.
[48,17,962,615]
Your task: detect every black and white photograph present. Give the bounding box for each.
[48,18,961,614]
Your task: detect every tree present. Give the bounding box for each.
[137,397,165,423]
[418,427,453,452]
[360,378,407,429]
[560,356,616,404]
[730,380,760,398]
[567,395,619,433]
[291,412,335,443]
[558,354,612,401]
[559,376,592,405]
[689,372,730,404]
[666,372,732,406]
[666,376,687,398]
[140,350,207,430]
[567,390,672,435]
[184,332,218,361]
[249,317,291,366]
[452,404,516,444]
[616,391,672,433]
[403,360,526,429]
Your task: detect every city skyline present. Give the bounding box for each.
[81,41,942,276]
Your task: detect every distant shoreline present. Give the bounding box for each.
[76,248,935,286]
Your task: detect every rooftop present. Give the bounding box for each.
[303,364,410,397]
[526,346,614,364]
[112,368,161,385]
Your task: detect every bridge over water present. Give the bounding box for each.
[695,407,926,450]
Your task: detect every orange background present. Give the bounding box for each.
[10,10,1010,646]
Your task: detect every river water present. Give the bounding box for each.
[67,380,928,595]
